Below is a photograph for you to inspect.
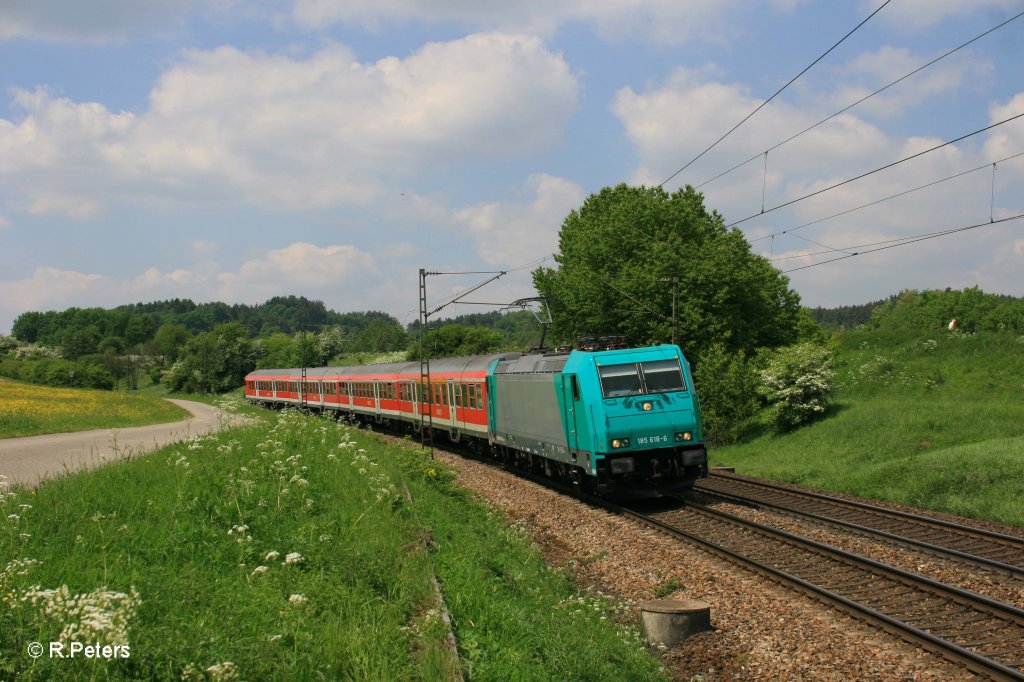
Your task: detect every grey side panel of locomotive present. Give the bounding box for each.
[492,373,572,462]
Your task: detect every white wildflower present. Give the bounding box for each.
[251,566,269,576]
[288,593,308,605]
[22,584,141,646]
[283,552,304,565]
[264,551,280,562]
[204,661,239,682]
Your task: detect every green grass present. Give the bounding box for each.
[712,329,1024,526]
[0,410,667,681]
[0,382,190,439]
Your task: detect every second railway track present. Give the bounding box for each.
[696,471,1024,575]
[632,499,1024,681]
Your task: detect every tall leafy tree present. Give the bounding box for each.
[533,184,802,357]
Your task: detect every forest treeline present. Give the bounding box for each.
[0,296,544,393]
[2,286,1022,394]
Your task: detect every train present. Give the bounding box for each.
[244,343,707,498]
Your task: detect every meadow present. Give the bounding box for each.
[0,407,666,681]
[711,329,1024,526]
[0,382,189,439]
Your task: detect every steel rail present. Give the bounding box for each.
[407,438,1024,679]
[697,472,1024,574]
[618,500,1024,681]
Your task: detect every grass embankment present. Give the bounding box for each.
[0,382,189,439]
[0,409,665,681]
[712,329,1024,526]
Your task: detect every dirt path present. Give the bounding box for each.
[0,399,250,487]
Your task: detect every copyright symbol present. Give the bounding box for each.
[27,641,44,658]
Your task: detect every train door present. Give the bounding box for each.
[373,381,381,417]
[446,380,459,430]
[561,374,581,454]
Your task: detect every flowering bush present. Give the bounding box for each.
[760,343,836,429]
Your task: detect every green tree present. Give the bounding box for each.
[124,315,156,347]
[694,343,761,446]
[409,324,503,359]
[62,326,101,359]
[257,332,299,369]
[97,336,125,355]
[167,322,257,393]
[533,184,802,357]
[154,323,191,363]
[11,312,46,343]
[357,319,407,353]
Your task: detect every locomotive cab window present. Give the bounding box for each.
[598,364,642,398]
[640,359,686,393]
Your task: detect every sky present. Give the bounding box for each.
[1,0,1023,335]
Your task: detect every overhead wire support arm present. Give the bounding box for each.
[418,268,507,456]
[428,271,507,317]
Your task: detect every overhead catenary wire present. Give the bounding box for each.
[750,150,1024,244]
[726,110,1024,229]
[694,8,1024,191]
[659,0,893,189]
[781,213,1024,273]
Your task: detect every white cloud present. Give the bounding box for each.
[0,241,388,333]
[866,0,1024,32]
[0,34,578,219]
[0,0,193,43]
[612,67,1024,306]
[0,267,107,314]
[807,47,993,119]
[291,0,763,45]
[453,173,585,267]
[219,242,379,300]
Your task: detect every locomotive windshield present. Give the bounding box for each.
[598,359,686,398]
[640,359,686,393]
[598,364,642,398]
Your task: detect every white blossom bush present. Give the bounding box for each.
[20,584,141,646]
[760,343,836,429]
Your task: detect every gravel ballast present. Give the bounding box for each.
[435,452,993,681]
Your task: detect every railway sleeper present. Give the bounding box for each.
[948,622,1019,643]
[923,614,995,635]
[823,575,885,591]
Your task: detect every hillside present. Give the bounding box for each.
[711,326,1024,526]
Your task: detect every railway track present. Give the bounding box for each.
[696,471,1024,575]
[425,441,1024,679]
[620,499,1024,681]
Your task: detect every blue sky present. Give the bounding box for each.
[2,0,1023,334]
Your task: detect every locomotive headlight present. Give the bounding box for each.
[611,437,630,449]
[641,401,653,411]
[674,431,693,442]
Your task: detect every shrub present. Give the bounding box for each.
[694,343,761,445]
[760,343,836,429]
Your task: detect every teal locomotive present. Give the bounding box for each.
[489,344,707,497]
[245,343,707,498]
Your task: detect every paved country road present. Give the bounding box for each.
[0,399,251,487]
